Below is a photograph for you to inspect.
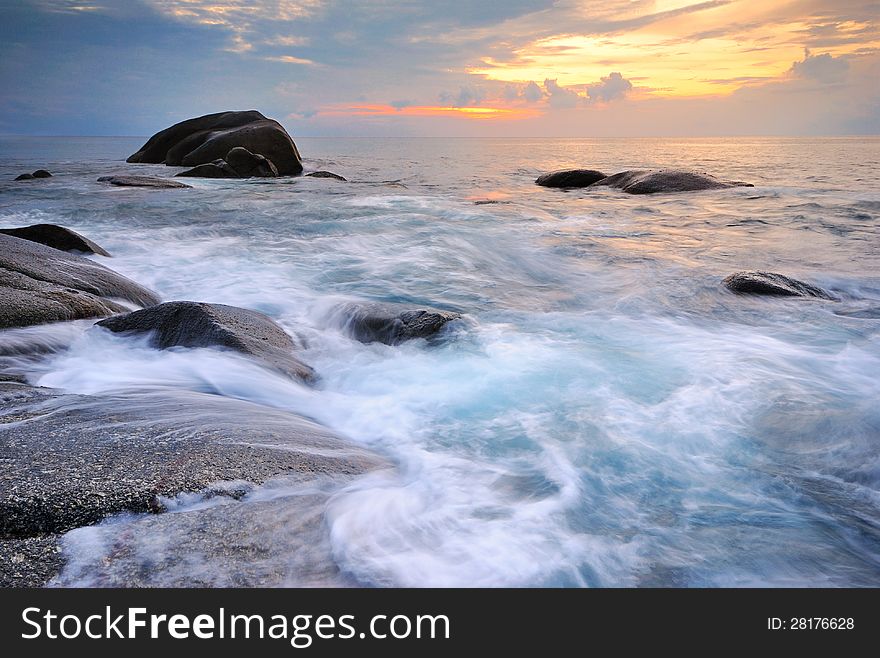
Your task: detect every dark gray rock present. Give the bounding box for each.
[98,175,191,188]
[13,173,33,181]
[0,382,387,541]
[0,224,110,256]
[127,110,303,175]
[0,234,160,329]
[723,271,835,299]
[591,169,753,194]
[32,170,52,178]
[535,169,607,188]
[306,171,347,181]
[175,159,240,178]
[329,301,461,345]
[97,301,314,382]
[226,146,278,177]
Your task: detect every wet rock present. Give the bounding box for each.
[13,173,33,181]
[175,160,240,178]
[723,271,835,299]
[98,175,192,188]
[127,110,303,175]
[0,234,160,329]
[328,301,461,345]
[0,223,110,256]
[32,170,52,178]
[97,301,314,382]
[591,169,753,194]
[305,171,347,181]
[0,382,387,541]
[225,146,278,177]
[535,169,607,188]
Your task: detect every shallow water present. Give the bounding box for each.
[1,136,879,586]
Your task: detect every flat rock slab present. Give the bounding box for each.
[97,301,314,382]
[306,171,347,181]
[97,175,191,189]
[328,301,461,345]
[535,169,607,188]
[0,223,110,256]
[0,383,387,540]
[0,234,160,329]
[723,271,835,299]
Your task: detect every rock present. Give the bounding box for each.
[723,271,835,299]
[13,170,52,181]
[97,301,315,382]
[127,110,303,175]
[0,382,387,541]
[535,169,607,188]
[226,146,278,177]
[328,301,461,345]
[0,535,63,587]
[306,171,347,181]
[0,224,110,256]
[0,234,160,329]
[97,175,192,188]
[591,169,753,194]
[175,159,240,178]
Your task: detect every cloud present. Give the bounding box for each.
[522,80,544,102]
[586,72,633,102]
[263,55,316,65]
[389,99,413,110]
[543,78,581,109]
[439,85,485,107]
[790,48,849,83]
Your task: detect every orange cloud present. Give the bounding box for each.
[318,104,542,120]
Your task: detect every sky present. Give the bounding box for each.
[0,0,878,136]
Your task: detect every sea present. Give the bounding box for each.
[1,135,879,587]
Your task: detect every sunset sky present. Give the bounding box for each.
[1,0,877,136]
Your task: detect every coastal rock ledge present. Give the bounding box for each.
[127,110,303,176]
[535,168,753,193]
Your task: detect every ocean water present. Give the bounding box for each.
[1,135,879,587]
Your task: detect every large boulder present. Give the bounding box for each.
[591,169,753,194]
[535,169,607,188]
[97,301,314,382]
[723,271,835,299]
[97,175,191,189]
[127,110,303,175]
[0,234,160,329]
[0,224,110,256]
[327,301,461,345]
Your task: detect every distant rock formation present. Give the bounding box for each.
[535,169,607,188]
[127,110,303,175]
[14,170,52,181]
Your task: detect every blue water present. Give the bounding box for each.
[1,136,879,586]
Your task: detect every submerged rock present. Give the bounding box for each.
[127,110,303,175]
[13,170,52,181]
[723,271,835,299]
[0,234,160,329]
[535,169,607,188]
[0,223,110,256]
[0,383,387,542]
[306,171,347,181]
[329,301,461,345]
[98,175,191,188]
[591,169,753,194]
[97,301,315,382]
